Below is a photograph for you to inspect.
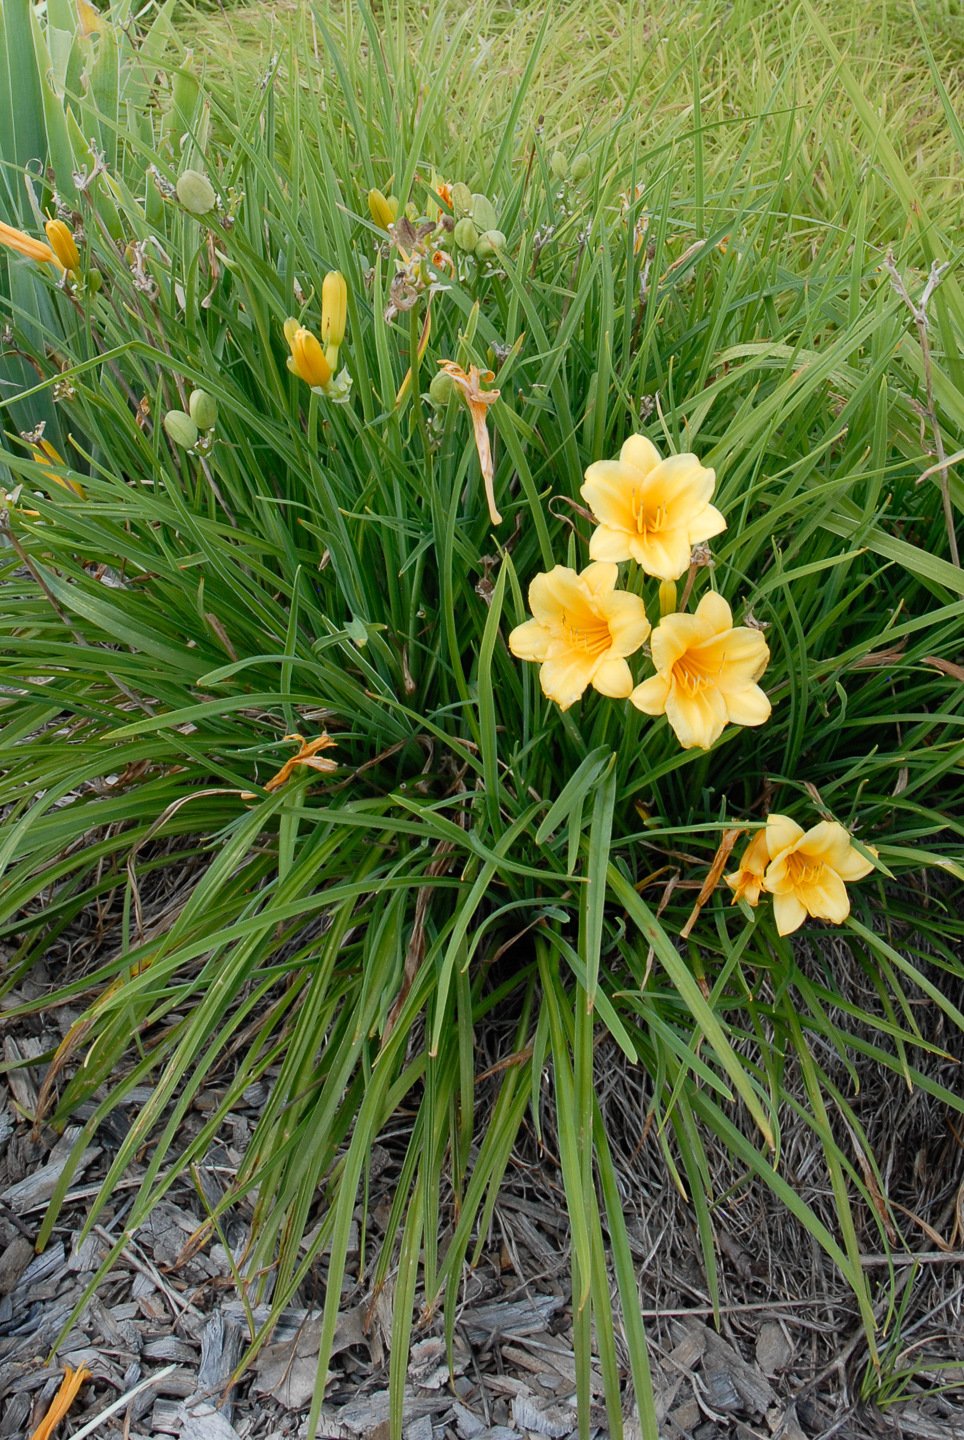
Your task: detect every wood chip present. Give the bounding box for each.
[178,1401,243,1440]
[510,1393,577,1437]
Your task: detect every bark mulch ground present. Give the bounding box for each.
[2,931,963,1440]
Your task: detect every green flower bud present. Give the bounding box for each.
[453,217,479,252]
[475,229,506,260]
[85,269,103,295]
[188,389,218,431]
[550,150,569,180]
[470,193,498,232]
[450,182,473,218]
[163,409,199,449]
[571,151,591,181]
[429,370,457,406]
[176,168,216,216]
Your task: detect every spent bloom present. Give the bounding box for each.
[581,434,725,580]
[724,829,770,907]
[508,561,651,710]
[283,317,332,391]
[762,814,875,935]
[629,590,770,749]
[436,360,502,525]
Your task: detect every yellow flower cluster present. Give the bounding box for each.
[508,435,771,749]
[726,816,876,934]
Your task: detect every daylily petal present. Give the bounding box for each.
[508,618,552,662]
[649,611,707,673]
[801,867,851,924]
[619,433,661,474]
[592,656,634,698]
[647,452,716,508]
[581,461,636,526]
[766,813,805,860]
[629,673,671,714]
[664,681,728,749]
[539,651,597,710]
[722,681,771,728]
[581,561,620,597]
[628,528,693,581]
[692,590,732,633]
[588,524,640,563]
[835,844,876,883]
[528,565,599,626]
[773,891,809,935]
[689,502,727,543]
[598,589,650,654]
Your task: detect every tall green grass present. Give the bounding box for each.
[1,0,962,1432]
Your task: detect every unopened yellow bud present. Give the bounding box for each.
[44,219,80,272]
[368,188,398,229]
[321,270,347,350]
[658,580,677,617]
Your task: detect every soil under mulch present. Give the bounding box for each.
[2,921,964,1440]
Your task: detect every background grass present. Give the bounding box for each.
[1,1,962,1433]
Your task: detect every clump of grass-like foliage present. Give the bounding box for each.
[1,1,962,1433]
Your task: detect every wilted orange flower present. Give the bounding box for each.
[437,360,502,525]
[508,561,651,710]
[29,1365,91,1440]
[262,733,337,792]
[581,435,726,580]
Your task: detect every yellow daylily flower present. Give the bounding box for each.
[509,561,651,711]
[724,828,770,907]
[283,317,332,390]
[629,590,770,749]
[0,219,57,266]
[44,219,80,272]
[321,270,348,360]
[581,435,726,580]
[762,814,876,935]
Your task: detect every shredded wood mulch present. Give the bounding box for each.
[2,929,963,1440]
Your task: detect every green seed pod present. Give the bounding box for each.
[453,217,479,252]
[163,409,198,450]
[429,370,457,406]
[571,151,591,181]
[85,269,103,295]
[470,193,498,232]
[188,389,218,431]
[450,182,473,217]
[550,150,569,180]
[475,229,506,260]
[176,168,216,216]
